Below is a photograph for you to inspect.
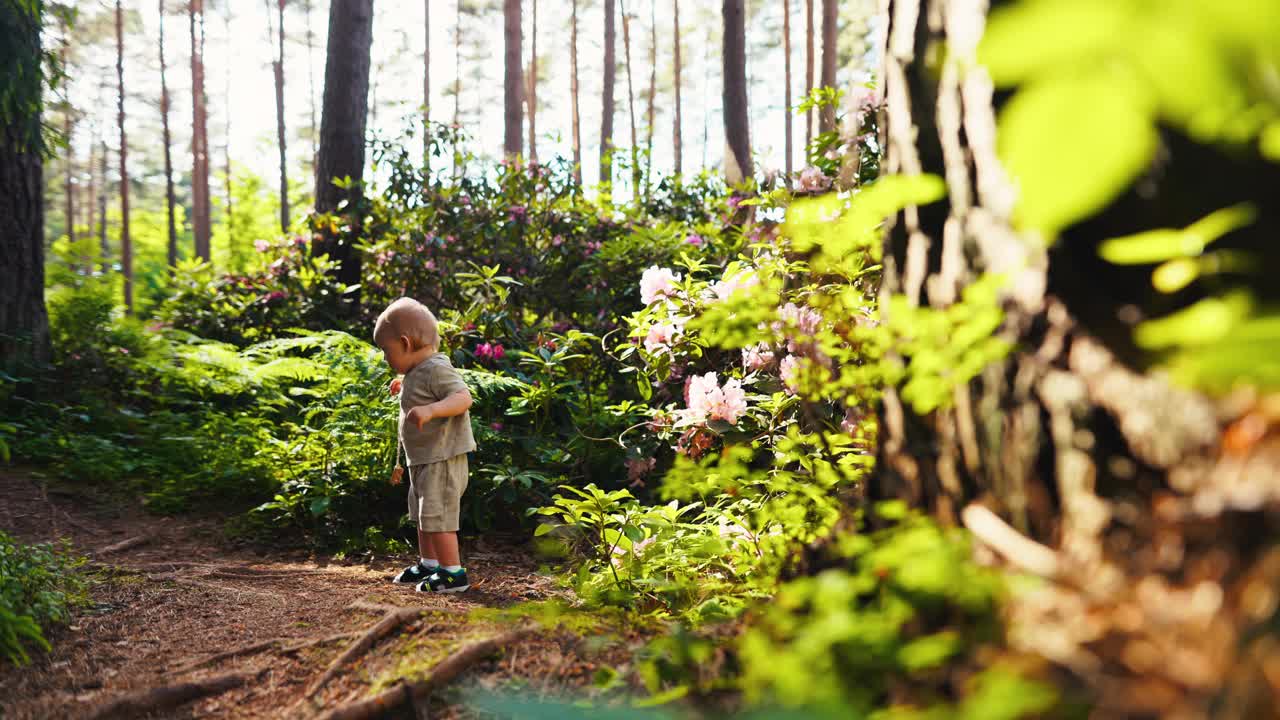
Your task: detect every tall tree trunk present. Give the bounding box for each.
[721,0,749,184]
[818,0,836,133]
[503,0,522,159]
[453,0,461,128]
[61,33,74,246]
[190,0,211,261]
[159,0,178,270]
[430,0,435,167]
[621,0,640,195]
[671,0,682,178]
[223,5,234,255]
[98,139,108,259]
[599,0,616,191]
[0,0,51,364]
[804,0,813,149]
[700,24,710,169]
[783,0,793,183]
[116,0,133,313]
[570,0,582,185]
[305,0,318,179]
[645,0,656,194]
[274,0,289,232]
[314,0,373,292]
[526,0,537,163]
[86,133,98,253]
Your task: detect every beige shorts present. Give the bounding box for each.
[407,455,469,532]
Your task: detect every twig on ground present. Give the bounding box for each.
[85,669,259,719]
[172,630,363,673]
[314,626,536,720]
[95,536,151,556]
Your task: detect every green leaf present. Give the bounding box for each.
[1099,204,1256,265]
[1135,290,1254,349]
[533,523,556,537]
[309,497,331,516]
[998,71,1157,239]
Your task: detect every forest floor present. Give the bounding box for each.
[1,467,658,719]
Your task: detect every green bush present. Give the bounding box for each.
[0,531,88,665]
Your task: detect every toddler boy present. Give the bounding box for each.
[374,297,476,593]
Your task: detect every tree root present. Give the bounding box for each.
[95,535,150,556]
[305,607,427,698]
[170,631,360,673]
[85,669,261,719]
[313,626,535,720]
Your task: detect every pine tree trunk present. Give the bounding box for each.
[116,0,133,313]
[671,0,682,178]
[0,0,51,365]
[453,0,461,129]
[98,139,108,259]
[306,0,318,179]
[600,0,616,192]
[527,0,537,163]
[721,0,749,184]
[274,0,289,232]
[804,0,813,148]
[190,0,211,261]
[61,35,74,246]
[645,0,656,195]
[818,0,836,134]
[783,0,793,183]
[503,0,522,159]
[86,135,98,252]
[160,0,178,270]
[223,5,234,258]
[620,0,640,195]
[430,0,435,167]
[314,0,373,292]
[570,0,582,185]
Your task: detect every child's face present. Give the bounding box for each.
[379,337,415,375]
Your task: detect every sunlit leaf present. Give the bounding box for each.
[1099,204,1256,264]
[1135,290,1254,349]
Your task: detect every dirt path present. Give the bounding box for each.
[1,469,647,719]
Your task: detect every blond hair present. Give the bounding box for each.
[373,297,439,351]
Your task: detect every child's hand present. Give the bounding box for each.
[390,465,404,485]
[406,405,436,430]
[389,378,403,396]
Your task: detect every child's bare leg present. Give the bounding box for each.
[428,531,461,567]
[417,529,439,562]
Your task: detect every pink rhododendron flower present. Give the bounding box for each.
[476,342,494,360]
[709,269,759,302]
[684,372,748,425]
[491,343,505,360]
[639,266,681,305]
[780,355,801,394]
[778,302,823,351]
[686,234,704,246]
[254,239,271,253]
[742,344,775,372]
[551,234,565,247]
[626,457,656,487]
[643,322,681,353]
[797,166,831,192]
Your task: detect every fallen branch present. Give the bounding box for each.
[85,670,256,719]
[95,536,151,556]
[314,626,535,720]
[305,607,426,698]
[961,504,1062,579]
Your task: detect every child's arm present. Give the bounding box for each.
[407,389,473,430]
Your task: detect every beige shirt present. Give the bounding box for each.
[399,353,477,466]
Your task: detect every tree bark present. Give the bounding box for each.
[190,0,211,261]
[783,0,793,183]
[620,0,640,194]
[503,0,523,159]
[600,0,616,192]
[116,0,133,313]
[721,0,750,184]
[98,139,108,259]
[61,34,74,246]
[87,135,98,252]
[526,0,537,163]
[804,0,814,148]
[0,0,51,365]
[570,0,582,184]
[818,0,836,133]
[423,0,430,169]
[274,0,290,232]
[645,0,656,195]
[223,5,234,256]
[314,0,374,291]
[159,0,178,270]
[453,0,461,128]
[671,0,682,178]
[306,0,318,178]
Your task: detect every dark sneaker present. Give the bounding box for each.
[392,563,437,585]
[416,568,470,594]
